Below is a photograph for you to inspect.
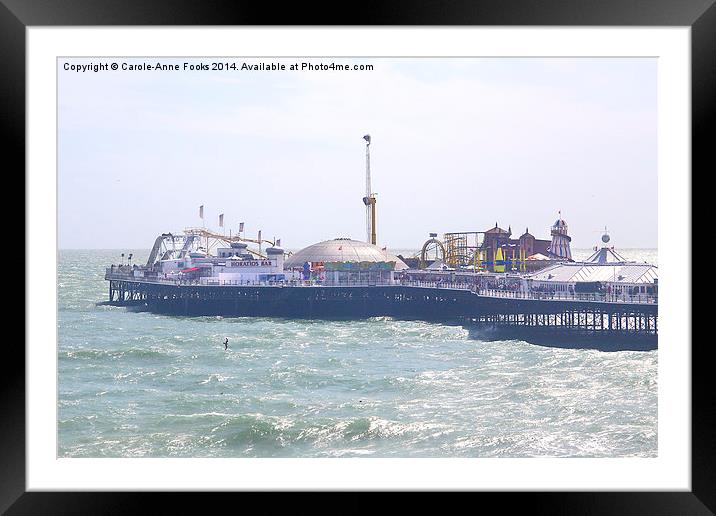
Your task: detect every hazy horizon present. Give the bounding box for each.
[59,57,657,250]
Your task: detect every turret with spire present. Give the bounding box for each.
[548,211,572,261]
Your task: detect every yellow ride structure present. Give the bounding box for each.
[418,231,527,272]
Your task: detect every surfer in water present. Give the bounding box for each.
[224,337,229,351]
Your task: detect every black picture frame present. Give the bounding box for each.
[6,0,707,512]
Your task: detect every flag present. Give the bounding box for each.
[219,214,224,227]
[239,222,245,233]
[276,239,281,247]
[199,205,204,219]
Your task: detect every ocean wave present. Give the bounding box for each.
[61,347,174,360]
[199,373,232,384]
[163,411,235,419]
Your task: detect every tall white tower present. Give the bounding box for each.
[362,134,377,245]
[548,212,572,261]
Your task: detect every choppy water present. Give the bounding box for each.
[58,249,657,457]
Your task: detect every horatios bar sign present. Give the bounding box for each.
[228,260,274,268]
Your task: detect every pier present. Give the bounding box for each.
[106,270,657,346]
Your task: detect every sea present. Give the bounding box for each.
[58,248,658,458]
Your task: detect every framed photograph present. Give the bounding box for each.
[9,0,708,512]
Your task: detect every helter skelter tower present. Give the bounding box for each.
[362,134,377,245]
[548,211,573,261]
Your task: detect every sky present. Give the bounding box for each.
[58,57,657,250]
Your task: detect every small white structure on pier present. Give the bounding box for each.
[216,242,252,259]
[212,246,286,284]
[528,261,658,297]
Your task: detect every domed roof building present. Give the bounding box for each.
[285,238,408,270]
